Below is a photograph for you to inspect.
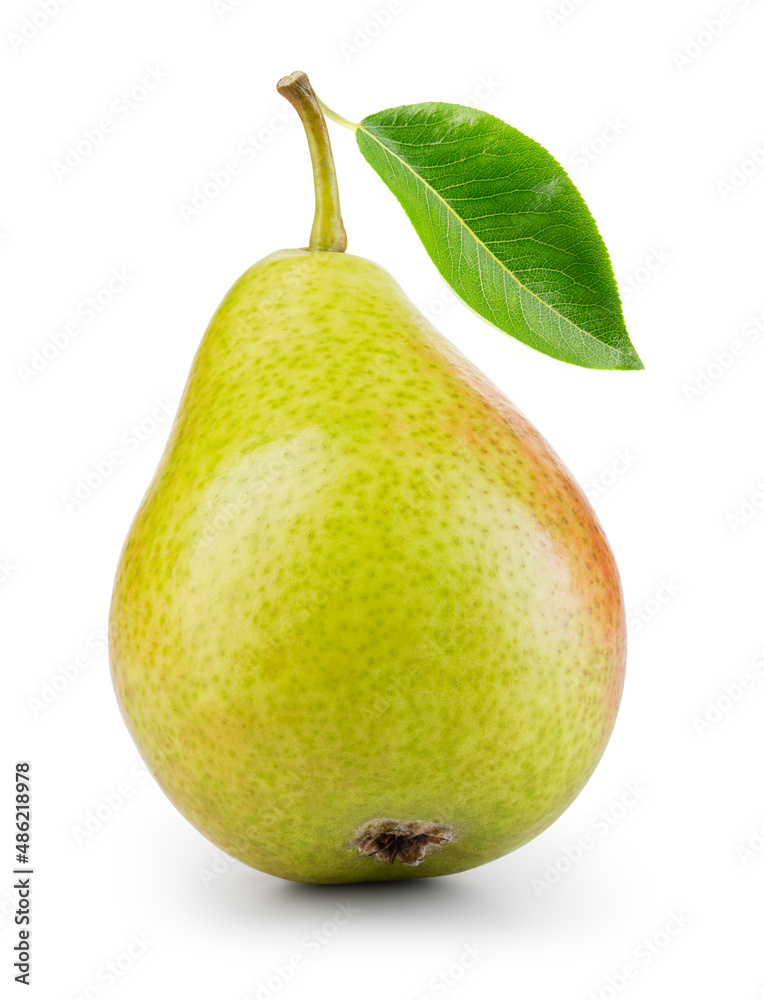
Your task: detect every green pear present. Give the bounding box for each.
[109,73,625,884]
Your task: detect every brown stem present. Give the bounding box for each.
[276,71,347,253]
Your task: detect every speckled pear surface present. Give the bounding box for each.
[109,248,625,883]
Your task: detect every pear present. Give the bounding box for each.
[109,72,625,883]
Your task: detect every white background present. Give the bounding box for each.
[3,0,764,997]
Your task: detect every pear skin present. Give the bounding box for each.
[109,247,625,883]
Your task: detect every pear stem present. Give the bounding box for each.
[277,71,347,253]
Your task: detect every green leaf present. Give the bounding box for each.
[355,103,642,370]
